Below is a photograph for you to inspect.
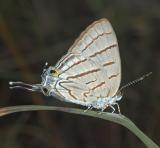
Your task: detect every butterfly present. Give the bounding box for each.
[10,18,151,113]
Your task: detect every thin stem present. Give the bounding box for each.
[0,105,159,148]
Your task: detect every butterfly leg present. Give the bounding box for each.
[114,103,121,114]
[109,105,115,113]
[84,105,92,112]
[97,108,104,114]
[97,106,108,114]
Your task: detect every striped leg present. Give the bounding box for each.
[97,106,107,114]
[84,105,93,112]
[114,103,121,114]
[109,105,115,113]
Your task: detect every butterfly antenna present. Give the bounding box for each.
[43,62,48,71]
[119,72,152,92]
[41,62,49,78]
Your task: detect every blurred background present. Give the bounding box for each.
[0,0,160,148]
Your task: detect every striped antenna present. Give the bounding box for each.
[119,72,152,92]
[41,62,49,76]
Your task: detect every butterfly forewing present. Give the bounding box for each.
[55,18,121,104]
[69,18,121,96]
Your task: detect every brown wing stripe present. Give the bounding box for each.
[92,82,105,91]
[83,91,90,97]
[86,79,97,85]
[67,68,100,79]
[108,73,119,79]
[58,81,78,100]
[90,44,117,58]
[62,59,87,73]
[103,61,115,67]
[68,89,78,100]
[69,19,109,52]
[82,32,112,52]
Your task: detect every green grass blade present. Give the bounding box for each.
[0,105,159,148]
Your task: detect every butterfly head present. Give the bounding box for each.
[9,65,61,96]
[41,66,61,96]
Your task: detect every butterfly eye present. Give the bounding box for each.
[42,87,48,94]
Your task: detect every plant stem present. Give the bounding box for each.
[0,105,159,148]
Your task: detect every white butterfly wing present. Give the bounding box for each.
[68,18,121,96]
[54,18,121,103]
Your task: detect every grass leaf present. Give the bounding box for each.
[0,105,159,148]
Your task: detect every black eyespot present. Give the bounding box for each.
[42,87,48,93]
[50,69,56,74]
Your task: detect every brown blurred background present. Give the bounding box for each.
[0,0,160,148]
